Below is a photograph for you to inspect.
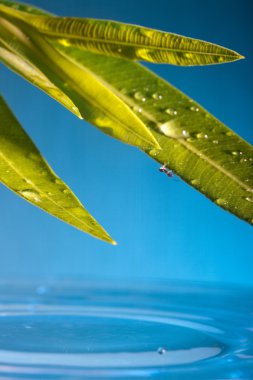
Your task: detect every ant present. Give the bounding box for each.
[159,164,173,178]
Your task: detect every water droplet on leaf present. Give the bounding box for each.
[191,179,199,186]
[165,108,177,116]
[215,198,227,206]
[133,106,142,113]
[19,190,41,203]
[152,93,163,100]
[196,132,208,139]
[190,106,199,112]
[134,92,146,102]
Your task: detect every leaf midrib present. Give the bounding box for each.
[35,22,238,58]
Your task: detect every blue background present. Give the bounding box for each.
[0,0,252,285]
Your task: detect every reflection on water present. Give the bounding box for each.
[0,281,252,379]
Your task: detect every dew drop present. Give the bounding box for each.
[152,93,163,100]
[133,106,142,113]
[212,140,219,144]
[196,132,208,139]
[19,190,41,203]
[159,120,188,139]
[5,170,10,173]
[157,347,166,355]
[245,197,253,203]
[117,48,122,53]
[54,178,62,185]
[165,108,177,116]
[186,137,195,142]
[240,158,248,163]
[190,106,199,112]
[215,198,227,206]
[182,129,189,138]
[226,131,234,137]
[134,92,146,102]
[63,189,70,194]
[149,148,160,157]
[191,179,199,186]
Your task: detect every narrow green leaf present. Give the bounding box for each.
[0,4,160,151]
[0,2,243,66]
[0,1,252,224]
[52,47,253,225]
[0,95,116,244]
[0,42,83,118]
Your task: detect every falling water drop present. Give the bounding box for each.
[157,347,167,355]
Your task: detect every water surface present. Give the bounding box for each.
[0,281,252,379]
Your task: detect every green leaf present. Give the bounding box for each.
[0,4,160,151]
[0,1,243,66]
[0,95,116,244]
[0,1,252,224]
[52,47,253,225]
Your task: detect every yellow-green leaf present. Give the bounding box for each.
[53,48,253,225]
[0,1,252,225]
[0,4,160,151]
[0,2,243,66]
[0,95,116,244]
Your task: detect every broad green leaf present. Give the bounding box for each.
[0,96,116,244]
[51,47,253,225]
[0,4,160,151]
[0,1,243,66]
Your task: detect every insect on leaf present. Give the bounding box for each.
[52,48,253,225]
[0,96,116,244]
